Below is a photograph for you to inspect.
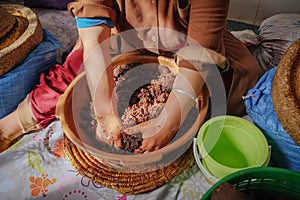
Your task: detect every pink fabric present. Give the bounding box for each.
[29,49,83,128]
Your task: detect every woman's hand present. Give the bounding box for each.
[125,111,180,153]
[95,114,123,148]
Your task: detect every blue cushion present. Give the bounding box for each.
[244,67,300,173]
[0,29,61,118]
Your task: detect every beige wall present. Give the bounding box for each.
[228,0,300,25]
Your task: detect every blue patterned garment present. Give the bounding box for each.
[0,30,60,118]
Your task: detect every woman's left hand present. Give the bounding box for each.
[125,111,180,153]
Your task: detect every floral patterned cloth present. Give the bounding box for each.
[0,120,211,200]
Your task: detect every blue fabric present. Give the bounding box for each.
[0,29,61,118]
[244,67,300,173]
[75,17,114,28]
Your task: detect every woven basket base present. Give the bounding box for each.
[63,135,193,195]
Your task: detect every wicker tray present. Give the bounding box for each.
[63,135,193,195]
[272,38,300,146]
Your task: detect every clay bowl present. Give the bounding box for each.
[56,51,209,173]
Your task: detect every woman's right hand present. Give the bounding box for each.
[95,114,124,148]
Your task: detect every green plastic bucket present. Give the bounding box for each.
[196,115,269,180]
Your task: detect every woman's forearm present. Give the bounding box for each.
[78,25,115,116]
[163,67,204,130]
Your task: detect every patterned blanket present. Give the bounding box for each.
[0,120,211,200]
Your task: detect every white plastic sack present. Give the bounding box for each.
[254,13,300,71]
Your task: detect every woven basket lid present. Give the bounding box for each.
[272,38,300,146]
[0,4,43,76]
[0,7,16,39]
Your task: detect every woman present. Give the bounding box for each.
[0,0,262,153]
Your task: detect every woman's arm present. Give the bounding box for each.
[78,25,111,100]
[68,0,123,147]
[78,25,123,148]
